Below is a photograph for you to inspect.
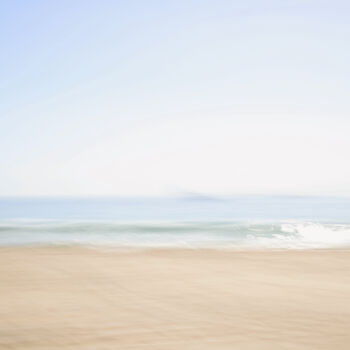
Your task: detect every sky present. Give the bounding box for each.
[1,0,350,197]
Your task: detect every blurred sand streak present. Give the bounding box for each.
[0,247,349,349]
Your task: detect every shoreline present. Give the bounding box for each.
[0,243,350,252]
[1,247,350,349]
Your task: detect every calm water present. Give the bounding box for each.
[0,196,349,248]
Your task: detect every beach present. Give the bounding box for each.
[1,247,349,349]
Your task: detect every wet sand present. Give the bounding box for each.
[0,247,349,349]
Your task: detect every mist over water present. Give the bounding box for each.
[0,196,349,248]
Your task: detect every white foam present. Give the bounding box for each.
[285,223,350,247]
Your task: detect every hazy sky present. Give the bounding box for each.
[1,0,350,196]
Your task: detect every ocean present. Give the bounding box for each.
[0,196,349,248]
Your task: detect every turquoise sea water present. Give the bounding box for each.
[0,196,349,248]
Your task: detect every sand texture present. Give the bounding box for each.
[0,247,350,349]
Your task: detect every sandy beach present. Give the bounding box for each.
[0,247,349,349]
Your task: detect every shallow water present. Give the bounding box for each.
[0,196,349,248]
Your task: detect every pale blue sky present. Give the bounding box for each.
[1,1,350,196]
